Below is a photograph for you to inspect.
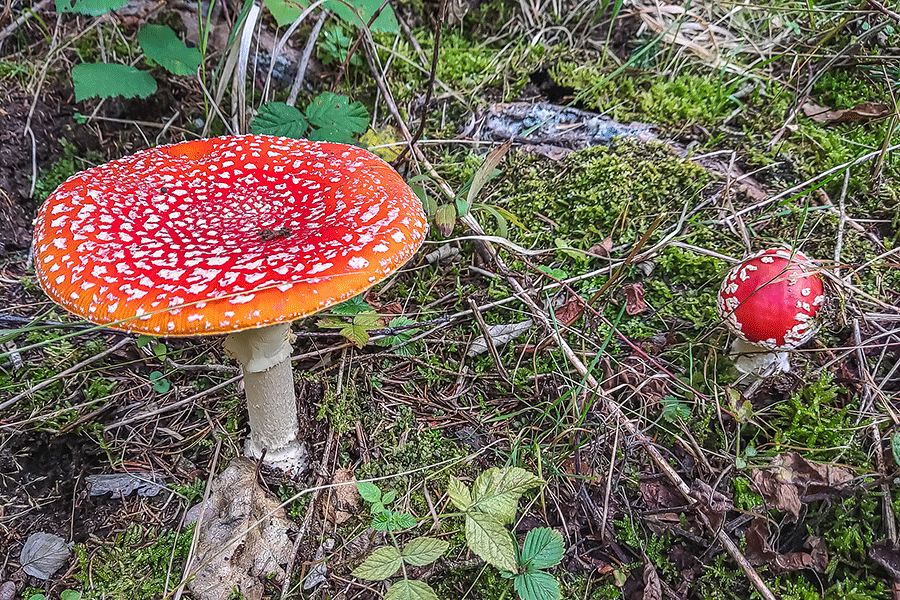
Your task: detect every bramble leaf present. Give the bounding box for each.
[401,537,449,567]
[465,511,517,572]
[251,102,308,139]
[448,477,472,512]
[383,579,440,600]
[352,546,402,580]
[471,467,544,524]
[519,528,564,571]
[341,324,370,348]
[357,481,381,503]
[73,64,156,101]
[514,570,560,600]
[138,24,202,76]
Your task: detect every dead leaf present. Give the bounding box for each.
[589,236,613,257]
[554,297,583,328]
[745,518,828,573]
[801,101,890,124]
[870,540,900,580]
[324,467,359,525]
[623,282,647,315]
[750,453,852,521]
[688,480,732,530]
[187,458,297,600]
[642,558,662,600]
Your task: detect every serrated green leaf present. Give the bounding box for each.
[448,477,473,512]
[251,102,308,139]
[471,467,544,524]
[465,511,517,572]
[519,528,564,570]
[401,537,449,566]
[73,63,157,101]
[393,512,418,530]
[384,579,440,600]
[332,296,373,315]
[264,0,307,27]
[353,312,382,329]
[372,512,391,530]
[352,546,402,580]
[380,489,397,505]
[341,324,369,348]
[55,0,125,15]
[433,204,456,237]
[138,25,202,76]
[306,92,369,143]
[325,0,398,32]
[357,481,381,503]
[514,570,560,600]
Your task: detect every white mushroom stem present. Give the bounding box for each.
[729,337,791,376]
[224,322,307,472]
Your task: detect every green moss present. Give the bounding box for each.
[73,524,193,600]
[34,139,104,203]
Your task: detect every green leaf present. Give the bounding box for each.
[306,92,369,143]
[891,432,900,468]
[73,63,157,101]
[392,512,418,530]
[325,0,398,32]
[357,481,381,503]
[136,334,153,348]
[60,592,81,600]
[381,490,397,505]
[152,342,167,360]
[264,0,307,27]
[448,477,473,512]
[55,0,125,15]
[353,312,382,330]
[352,546,402,580]
[433,204,456,237]
[372,512,391,530]
[341,324,369,348]
[471,467,543,524]
[137,24,202,76]
[463,140,509,214]
[661,395,690,423]
[149,371,170,394]
[465,511,517,572]
[332,296,374,315]
[375,317,416,352]
[401,537,449,566]
[514,570,560,600]
[519,528,564,570]
[251,102,309,139]
[383,579,440,600]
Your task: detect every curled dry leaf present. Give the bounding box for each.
[688,480,733,531]
[801,101,890,124]
[623,282,648,315]
[750,452,852,522]
[589,236,613,257]
[869,540,900,581]
[744,518,828,573]
[642,558,662,600]
[324,467,360,525]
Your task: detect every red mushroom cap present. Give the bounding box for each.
[33,135,428,336]
[717,248,825,350]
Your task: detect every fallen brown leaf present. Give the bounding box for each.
[323,467,360,525]
[745,518,828,573]
[870,540,900,581]
[750,452,852,521]
[688,480,732,530]
[623,282,648,315]
[642,558,662,600]
[801,101,891,124]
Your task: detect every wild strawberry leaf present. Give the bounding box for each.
[251,102,309,139]
[138,25,202,76]
[73,64,157,101]
[519,528,564,571]
[513,570,560,600]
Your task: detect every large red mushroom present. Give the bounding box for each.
[33,135,428,471]
[717,247,825,374]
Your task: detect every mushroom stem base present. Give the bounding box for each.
[225,324,307,474]
[730,338,790,376]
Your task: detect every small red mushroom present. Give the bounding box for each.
[33,135,428,471]
[717,247,825,374]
